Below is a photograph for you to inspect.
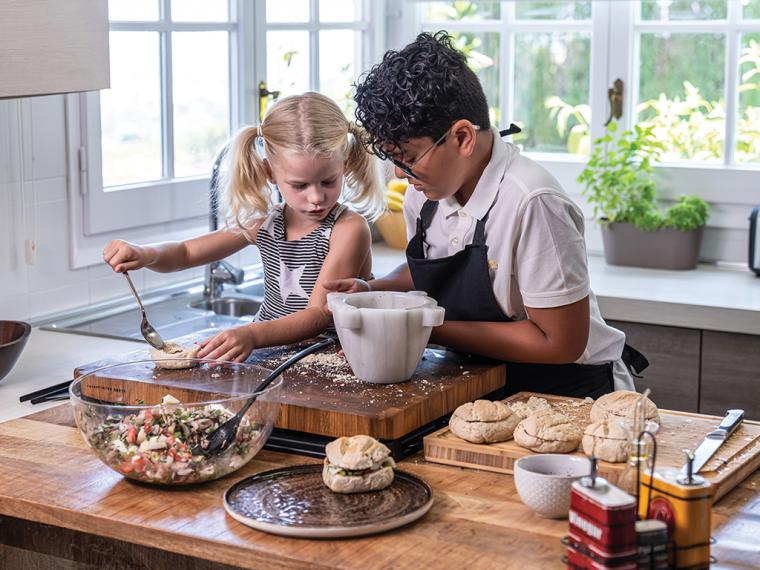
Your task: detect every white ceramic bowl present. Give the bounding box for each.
[514,454,590,519]
[327,291,445,383]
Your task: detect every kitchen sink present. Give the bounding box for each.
[40,277,265,343]
[189,296,261,317]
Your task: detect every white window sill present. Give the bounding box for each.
[372,244,760,335]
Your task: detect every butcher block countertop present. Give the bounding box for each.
[1,406,759,569]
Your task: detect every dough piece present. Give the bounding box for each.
[509,396,552,419]
[449,400,520,443]
[590,390,660,425]
[513,409,582,453]
[582,420,629,463]
[150,342,201,370]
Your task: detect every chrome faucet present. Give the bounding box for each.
[204,259,245,299]
[205,144,245,301]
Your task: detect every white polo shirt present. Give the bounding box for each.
[403,129,632,389]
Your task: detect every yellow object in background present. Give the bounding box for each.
[375,210,407,250]
[387,178,409,195]
[385,179,408,213]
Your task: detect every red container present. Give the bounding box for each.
[565,541,637,570]
[568,477,637,561]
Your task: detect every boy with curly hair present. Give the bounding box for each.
[327,31,646,397]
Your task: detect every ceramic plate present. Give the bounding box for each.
[223,464,434,538]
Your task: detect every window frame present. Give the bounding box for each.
[404,0,760,263]
[67,0,381,269]
[254,0,379,113]
[74,0,242,240]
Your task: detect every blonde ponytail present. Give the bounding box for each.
[222,125,273,230]
[222,92,384,228]
[344,122,384,222]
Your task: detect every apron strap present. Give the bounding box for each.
[472,197,499,246]
[621,343,650,378]
[416,200,439,240]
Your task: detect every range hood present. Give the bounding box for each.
[0,0,109,99]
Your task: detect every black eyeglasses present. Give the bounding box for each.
[390,123,521,180]
[391,126,480,179]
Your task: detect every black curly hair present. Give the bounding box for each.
[353,31,490,160]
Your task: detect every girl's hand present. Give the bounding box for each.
[322,278,371,294]
[197,325,258,363]
[103,239,155,273]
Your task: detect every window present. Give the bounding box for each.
[407,0,760,263]
[76,0,239,237]
[633,0,760,166]
[67,0,377,268]
[418,1,595,156]
[258,0,375,117]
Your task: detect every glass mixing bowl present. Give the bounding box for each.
[69,359,282,485]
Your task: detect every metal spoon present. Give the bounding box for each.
[192,337,335,458]
[123,271,166,350]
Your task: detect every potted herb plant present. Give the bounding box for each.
[577,122,709,270]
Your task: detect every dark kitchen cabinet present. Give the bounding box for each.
[700,331,760,421]
[608,320,701,413]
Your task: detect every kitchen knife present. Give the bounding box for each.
[680,409,744,477]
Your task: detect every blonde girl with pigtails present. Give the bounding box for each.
[102,92,384,362]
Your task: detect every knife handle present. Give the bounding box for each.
[716,409,744,437]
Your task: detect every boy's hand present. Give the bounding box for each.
[322,278,371,294]
[197,325,258,363]
[103,239,155,273]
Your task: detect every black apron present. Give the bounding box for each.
[406,199,647,399]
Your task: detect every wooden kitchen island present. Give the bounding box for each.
[0,405,758,570]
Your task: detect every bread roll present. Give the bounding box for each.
[322,463,394,494]
[322,435,395,494]
[513,409,582,453]
[590,390,660,425]
[582,420,629,463]
[449,400,520,444]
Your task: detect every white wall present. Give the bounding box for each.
[0,95,258,324]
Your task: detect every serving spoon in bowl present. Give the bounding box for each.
[123,271,166,351]
[193,336,335,458]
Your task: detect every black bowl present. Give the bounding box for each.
[0,321,31,382]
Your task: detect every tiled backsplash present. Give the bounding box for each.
[0,96,260,323]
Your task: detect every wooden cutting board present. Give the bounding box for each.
[423,392,760,502]
[74,330,506,441]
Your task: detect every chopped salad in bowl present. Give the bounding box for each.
[70,359,282,485]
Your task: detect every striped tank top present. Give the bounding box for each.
[254,203,347,333]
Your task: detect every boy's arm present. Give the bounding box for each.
[368,262,414,291]
[322,261,414,293]
[430,296,590,364]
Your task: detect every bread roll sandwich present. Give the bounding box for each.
[449,400,520,443]
[590,390,660,425]
[513,409,582,453]
[322,435,396,494]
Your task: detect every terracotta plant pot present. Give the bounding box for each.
[601,221,703,270]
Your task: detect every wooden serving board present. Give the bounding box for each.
[423,391,760,502]
[74,330,506,441]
